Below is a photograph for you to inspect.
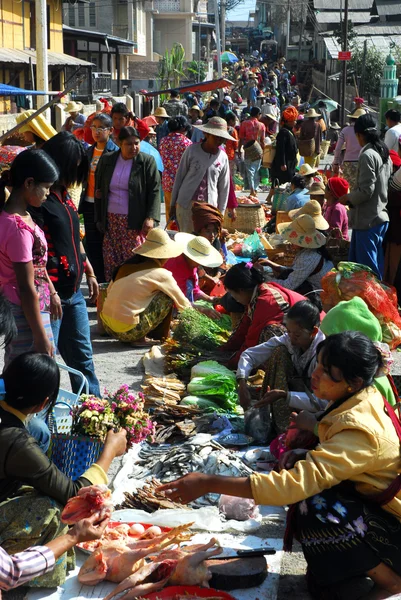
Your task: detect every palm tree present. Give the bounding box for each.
[157,43,186,92]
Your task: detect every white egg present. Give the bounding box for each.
[129,523,145,536]
[146,525,162,537]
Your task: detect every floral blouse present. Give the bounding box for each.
[159,132,192,193]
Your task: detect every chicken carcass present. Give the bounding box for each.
[78,523,193,585]
[168,538,222,587]
[61,485,112,524]
[104,539,222,600]
[103,559,178,600]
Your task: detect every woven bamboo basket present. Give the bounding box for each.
[223,204,266,233]
[275,211,291,232]
[265,244,297,267]
[68,184,83,208]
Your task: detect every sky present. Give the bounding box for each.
[226,0,256,21]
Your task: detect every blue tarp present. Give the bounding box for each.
[0,83,47,96]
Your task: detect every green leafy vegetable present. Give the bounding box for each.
[181,396,226,413]
[173,308,231,351]
[187,375,238,412]
[191,360,236,381]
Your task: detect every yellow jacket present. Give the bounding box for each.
[250,386,401,521]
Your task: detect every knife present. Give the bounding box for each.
[206,547,276,559]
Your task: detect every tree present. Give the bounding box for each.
[350,43,386,97]
[334,20,357,50]
[157,43,186,91]
[186,60,207,82]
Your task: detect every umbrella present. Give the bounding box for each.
[221,51,238,63]
[311,98,338,113]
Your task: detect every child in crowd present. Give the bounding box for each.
[324,177,349,240]
[236,300,326,433]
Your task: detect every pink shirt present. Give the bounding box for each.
[107,154,133,215]
[164,254,200,299]
[324,202,349,240]
[0,211,48,306]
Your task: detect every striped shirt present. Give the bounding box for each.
[0,546,55,591]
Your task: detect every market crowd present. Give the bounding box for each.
[1,51,401,600]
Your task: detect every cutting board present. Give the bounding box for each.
[206,556,268,590]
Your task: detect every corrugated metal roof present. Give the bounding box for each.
[63,25,136,46]
[314,0,373,9]
[375,0,401,16]
[323,33,401,57]
[355,22,401,33]
[0,48,93,66]
[316,11,371,22]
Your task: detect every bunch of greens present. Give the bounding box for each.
[187,374,239,412]
[173,308,231,351]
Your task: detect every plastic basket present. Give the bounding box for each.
[48,363,89,435]
[49,434,104,480]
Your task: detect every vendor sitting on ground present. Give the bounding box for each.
[191,201,226,295]
[237,300,326,433]
[101,229,193,346]
[260,214,333,302]
[159,331,401,600]
[0,353,127,588]
[285,175,310,211]
[165,233,223,311]
[220,263,308,368]
[287,199,329,234]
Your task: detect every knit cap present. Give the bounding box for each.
[321,297,382,342]
[327,177,349,200]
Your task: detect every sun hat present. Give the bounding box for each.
[306,108,320,118]
[143,115,158,127]
[349,108,366,119]
[153,107,169,118]
[134,228,183,259]
[299,163,318,177]
[288,200,329,230]
[277,214,327,249]
[64,101,83,113]
[389,149,401,168]
[309,181,326,196]
[224,95,233,103]
[15,111,57,141]
[190,105,204,118]
[327,177,349,200]
[330,122,341,130]
[266,113,279,123]
[321,297,382,342]
[193,116,236,141]
[174,232,223,268]
[147,127,156,136]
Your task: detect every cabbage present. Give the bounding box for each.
[191,361,236,381]
[181,396,225,413]
[187,375,238,412]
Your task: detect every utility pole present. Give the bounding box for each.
[214,0,223,79]
[285,0,290,59]
[35,0,49,110]
[198,15,202,82]
[220,0,226,53]
[297,1,305,82]
[340,0,349,125]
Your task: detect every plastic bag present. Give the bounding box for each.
[321,261,401,349]
[242,231,265,259]
[219,495,260,521]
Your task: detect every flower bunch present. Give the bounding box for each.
[71,395,115,441]
[105,385,155,448]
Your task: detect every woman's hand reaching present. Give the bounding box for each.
[278,448,309,471]
[253,386,286,408]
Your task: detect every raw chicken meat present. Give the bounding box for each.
[61,485,112,524]
[104,539,222,600]
[78,523,193,585]
[168,538,222,587]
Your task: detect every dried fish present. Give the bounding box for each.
[116,479,190,513]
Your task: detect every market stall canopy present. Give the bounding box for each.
[221,51,239,63]
[0,48,93,67]
[0,83,48,96]
[141,78,234,97]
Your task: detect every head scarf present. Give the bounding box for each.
[282,106,299,124]
[192,201,223,236]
